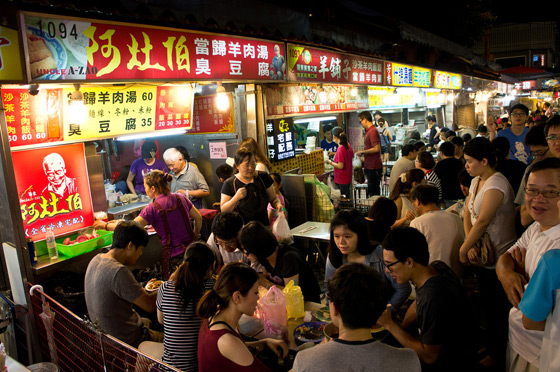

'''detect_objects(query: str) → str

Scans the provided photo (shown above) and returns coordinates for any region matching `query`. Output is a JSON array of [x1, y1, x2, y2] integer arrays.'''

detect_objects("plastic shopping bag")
[[352, 153, 362, 169], [258, 286, 287, 338], [283, 280, 305, 319], [273, 212, 293, 244]]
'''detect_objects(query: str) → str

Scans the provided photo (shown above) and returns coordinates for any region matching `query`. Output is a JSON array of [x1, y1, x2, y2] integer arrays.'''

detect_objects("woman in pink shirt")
[[326, 127, 354, 198]]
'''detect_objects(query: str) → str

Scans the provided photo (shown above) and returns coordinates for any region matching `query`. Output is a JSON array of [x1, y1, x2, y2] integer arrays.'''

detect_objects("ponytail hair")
[[144, 170, 172, 194], [174, 242, 217, 312], [332, 127, 348, 149], [389, 168, 424, 200], [197, 262, 258, 319]]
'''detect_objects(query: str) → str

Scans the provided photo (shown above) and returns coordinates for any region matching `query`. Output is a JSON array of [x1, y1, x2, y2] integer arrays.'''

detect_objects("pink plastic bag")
[[273, 212, 293, 244], [258, 286, 287, 338]]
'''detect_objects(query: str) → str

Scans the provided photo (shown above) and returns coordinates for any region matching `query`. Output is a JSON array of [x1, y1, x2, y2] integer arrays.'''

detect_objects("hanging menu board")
[[12, 143, 94, 240], [1, 88, 64, 147], [190, 94, 235, 134], [266, 117, 295, 162]]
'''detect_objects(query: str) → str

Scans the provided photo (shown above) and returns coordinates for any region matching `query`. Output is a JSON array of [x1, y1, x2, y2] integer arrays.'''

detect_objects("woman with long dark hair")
[[197, 263, 288, 372], [326, 127, 354, 197], [325, 209, 411, 311], [156, 242, 217, 371], [389, 168, 425, 227]]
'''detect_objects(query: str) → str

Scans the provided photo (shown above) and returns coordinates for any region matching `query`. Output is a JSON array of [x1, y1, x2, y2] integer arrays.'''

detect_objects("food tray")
[[54, 230, 113, 258]]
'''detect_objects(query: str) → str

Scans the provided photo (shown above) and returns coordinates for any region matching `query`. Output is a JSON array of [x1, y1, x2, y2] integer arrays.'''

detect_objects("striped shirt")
[[424, 169, 442, 200], [156, 278, 215, 371]]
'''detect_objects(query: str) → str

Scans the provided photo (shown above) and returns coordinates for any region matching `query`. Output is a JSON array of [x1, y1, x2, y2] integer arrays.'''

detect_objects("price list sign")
[[266, 118, 295, 162], [2, 89, 64, 147], [155, 86, 194, 130], [62, 86, 157, 141]]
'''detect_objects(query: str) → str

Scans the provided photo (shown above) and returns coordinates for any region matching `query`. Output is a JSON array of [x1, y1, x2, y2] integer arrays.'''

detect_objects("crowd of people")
[[85, 103, 560, 372]]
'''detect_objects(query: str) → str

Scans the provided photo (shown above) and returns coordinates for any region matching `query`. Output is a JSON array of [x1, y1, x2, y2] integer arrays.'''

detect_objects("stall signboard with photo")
[[265, 85, 369, 118], [385, 63, 431, 87], [12, 143, 94, 240], [22, 13, 286, 82], [191, 93, 235, 134], [287, 44, 383, 85], [266, 117, 295, 162], [62, 85, 157, 141], [0, 26, 25, 82], [2, 88, 64, 147], [433, 71, 462, 90]]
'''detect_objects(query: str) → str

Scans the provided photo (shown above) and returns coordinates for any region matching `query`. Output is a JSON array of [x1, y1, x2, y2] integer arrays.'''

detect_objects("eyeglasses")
[[215, 237, 238, 249], [532, 148, 549, 158], [546, 135, 560, 143], [385, 260, 402, 273], [525, 188, 560, 198], [511, 112, 527, 117]]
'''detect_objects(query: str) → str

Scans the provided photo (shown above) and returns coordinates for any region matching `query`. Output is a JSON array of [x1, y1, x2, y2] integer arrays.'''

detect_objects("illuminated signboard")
[[12, 143, 94, 240], [22, 13, 286, 82], [266, 118, 296, 162], [433, 71, 462, 90], [385, 62, 431, 87], [2, 88, 64, 147], [191, 94, 235, 134], [514, 81, 536, 90], [287, 44, 383, 85]]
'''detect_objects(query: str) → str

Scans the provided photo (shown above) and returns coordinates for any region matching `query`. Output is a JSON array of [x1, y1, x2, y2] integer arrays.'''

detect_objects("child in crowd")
[[267, 173, 286, 227]]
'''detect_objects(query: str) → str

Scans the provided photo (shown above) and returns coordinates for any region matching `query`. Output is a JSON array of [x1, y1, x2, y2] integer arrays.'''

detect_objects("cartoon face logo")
[[43, 153, 67, 187]]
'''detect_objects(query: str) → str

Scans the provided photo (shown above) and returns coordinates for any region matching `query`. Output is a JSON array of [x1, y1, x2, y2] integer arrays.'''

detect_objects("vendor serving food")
[[95, 170, 202, 280]]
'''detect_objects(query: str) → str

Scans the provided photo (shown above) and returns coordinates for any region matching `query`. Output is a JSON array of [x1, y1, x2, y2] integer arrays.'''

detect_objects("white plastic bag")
[[353, 154, 362, 169], [273, 212, 293, 244]]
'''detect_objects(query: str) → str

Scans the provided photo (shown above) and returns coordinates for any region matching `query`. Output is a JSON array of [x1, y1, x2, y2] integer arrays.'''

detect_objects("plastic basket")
[[55, 230, 113, 257]]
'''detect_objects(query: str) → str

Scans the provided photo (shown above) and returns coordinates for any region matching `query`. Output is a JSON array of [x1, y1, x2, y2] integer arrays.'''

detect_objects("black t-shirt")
[[429, 127, 438, 146], [263, 244, 321, 303], [220, 172, 273, 226], [434, 158, 464, 201], [416, 261, 476, 372], [496, 157, 526, 195]]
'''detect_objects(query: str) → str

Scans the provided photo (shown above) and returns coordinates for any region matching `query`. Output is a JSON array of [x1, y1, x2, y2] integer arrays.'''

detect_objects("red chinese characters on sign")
[[287, 44, 383, 85], [83, 22, 285, 81], [155, 86, 193, 130], [1, 89, 64, 147], [190, 94, 235, 134], [12, 143, 94, 240]]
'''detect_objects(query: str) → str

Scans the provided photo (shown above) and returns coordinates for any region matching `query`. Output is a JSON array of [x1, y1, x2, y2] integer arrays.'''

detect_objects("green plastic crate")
[[55, 230, 113, 257]]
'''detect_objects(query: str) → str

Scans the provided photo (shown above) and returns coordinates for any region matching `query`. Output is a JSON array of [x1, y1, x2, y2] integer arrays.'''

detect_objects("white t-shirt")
[[507, 222, 560, 367], [389, 157, 414, 194], [410, 210, 465, 278], [467, 172, 517, 258]]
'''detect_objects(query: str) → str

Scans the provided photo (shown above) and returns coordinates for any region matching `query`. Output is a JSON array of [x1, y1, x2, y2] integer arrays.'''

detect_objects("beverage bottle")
[[45, 228, 58, 260]]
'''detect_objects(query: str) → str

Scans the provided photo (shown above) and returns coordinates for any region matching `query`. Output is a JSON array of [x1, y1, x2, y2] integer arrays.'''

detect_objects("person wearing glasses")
[[163, 147, 210, 210], [355, 111, 383, 197], [490, 103, 533, 165], [544, 115, 560, 158], [515, 123, 554, 227], [495, 157, 560, 372], [378, 227, 476, 372]]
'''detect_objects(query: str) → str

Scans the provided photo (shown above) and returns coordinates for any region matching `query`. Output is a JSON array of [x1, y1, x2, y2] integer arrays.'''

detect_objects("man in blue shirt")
[[491, 103, 533, 165]]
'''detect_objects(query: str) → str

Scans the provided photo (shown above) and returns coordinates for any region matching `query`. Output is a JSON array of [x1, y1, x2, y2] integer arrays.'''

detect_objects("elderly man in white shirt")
[[389, 144, 417, 195], [496, 157, 560, 372]]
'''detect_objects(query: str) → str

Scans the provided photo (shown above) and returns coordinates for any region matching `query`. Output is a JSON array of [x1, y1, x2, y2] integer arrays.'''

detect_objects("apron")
[[153, 194, 194, 279]]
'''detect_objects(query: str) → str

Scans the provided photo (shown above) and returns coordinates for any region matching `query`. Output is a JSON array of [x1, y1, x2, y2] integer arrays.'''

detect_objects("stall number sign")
[[266, 118, 295, 162], [209, 142, 227, 159]]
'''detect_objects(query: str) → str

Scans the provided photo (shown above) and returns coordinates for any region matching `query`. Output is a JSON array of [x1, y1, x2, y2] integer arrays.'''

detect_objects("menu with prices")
[[12, 143, 94, 240], [155, 86, 193, 130], [266, 117, 295, 162], [2, 88, 64, 147], [191, 94, 235, 134]]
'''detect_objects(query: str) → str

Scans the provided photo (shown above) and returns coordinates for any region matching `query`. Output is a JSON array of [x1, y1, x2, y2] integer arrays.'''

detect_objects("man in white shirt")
[[496, 157, 560, 371], [389, 144, 417, 194], [410, 184, 464, 278]]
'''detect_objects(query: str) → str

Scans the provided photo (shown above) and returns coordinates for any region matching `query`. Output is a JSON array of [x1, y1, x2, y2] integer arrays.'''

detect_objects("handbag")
[[354, 167, 365, 184], [469, 178, 496, 267]]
